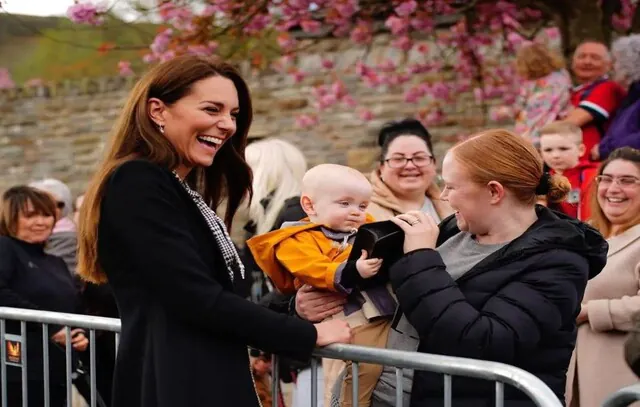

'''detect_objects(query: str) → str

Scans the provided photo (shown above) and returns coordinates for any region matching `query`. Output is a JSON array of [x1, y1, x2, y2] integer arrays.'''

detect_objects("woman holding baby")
[[297, 129, 608, 406]]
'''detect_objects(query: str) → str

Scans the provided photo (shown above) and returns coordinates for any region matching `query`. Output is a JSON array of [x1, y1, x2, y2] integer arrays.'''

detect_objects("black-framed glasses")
[[595, 175, 640, 187], [384, 155, 435, 169]]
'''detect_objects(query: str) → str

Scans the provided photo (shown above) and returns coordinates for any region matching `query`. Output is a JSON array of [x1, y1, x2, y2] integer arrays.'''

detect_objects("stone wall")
[[0, 34, 506, 197]]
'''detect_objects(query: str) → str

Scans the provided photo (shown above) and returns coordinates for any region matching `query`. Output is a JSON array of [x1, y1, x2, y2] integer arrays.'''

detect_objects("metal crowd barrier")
[[602, 384, 640, 407], [0, 307, 563, 407]]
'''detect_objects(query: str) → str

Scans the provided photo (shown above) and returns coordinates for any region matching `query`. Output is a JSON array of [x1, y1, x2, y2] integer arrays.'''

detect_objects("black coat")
[[0, 236, 81, 385], [97, 160, 317, 407], [389, 206, 607, 407]]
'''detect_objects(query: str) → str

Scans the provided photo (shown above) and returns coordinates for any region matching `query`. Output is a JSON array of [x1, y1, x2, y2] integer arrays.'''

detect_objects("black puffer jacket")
[[390, 206, 607, 407]]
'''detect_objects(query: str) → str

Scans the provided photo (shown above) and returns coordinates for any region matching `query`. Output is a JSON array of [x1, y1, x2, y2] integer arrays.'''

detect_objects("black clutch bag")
[[347, 220, 405, 288]]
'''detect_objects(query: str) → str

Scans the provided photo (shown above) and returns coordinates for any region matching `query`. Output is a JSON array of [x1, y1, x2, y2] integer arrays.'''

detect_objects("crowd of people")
[[0, 34, 638, 407]]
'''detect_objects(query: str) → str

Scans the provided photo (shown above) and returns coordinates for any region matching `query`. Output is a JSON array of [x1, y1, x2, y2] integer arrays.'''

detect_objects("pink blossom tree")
[[0, 68, 15, 89], [62, 0, 640, 128]]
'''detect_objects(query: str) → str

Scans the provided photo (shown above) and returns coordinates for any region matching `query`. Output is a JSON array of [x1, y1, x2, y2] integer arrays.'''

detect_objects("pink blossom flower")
[[377, 59, 396, 73], [291, 70, 306, 83], [391, 36, 412, 51], [332, 23, 352, 37], [410, 16, 433, 32], [118, 61, 134, 76], [523, 8, 542, 18], [142, 53, 157, 64], [67, 2, 105, 26], [159, 50, 175, 63], [187, 44, 211, 56], [321, 59, 334, 69], [150, 29, 172, 54], [0, 68, 15, 89], [358, 109, 374, 121], [394, 0, 417, 17], [385, 15, 408, 36], [423, 109, 444, 126], [404, 89, 422, 103], [335, 0, 358, 18], [342, 95, 358, 108], [300, 19, 323, 34], [319, 94, 338, 109], [415, 44, 429, 54], [330, 80, 347, 98], [350, 20, 373, 44], [295, 114, 319, 129], [244, 14, 271, 34], [543, 27, 560, 40], [277, 34, 297, 51]]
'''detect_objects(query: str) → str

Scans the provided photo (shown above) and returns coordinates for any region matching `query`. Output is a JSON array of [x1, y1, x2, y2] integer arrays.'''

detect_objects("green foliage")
[[0, 13, 156, 83]]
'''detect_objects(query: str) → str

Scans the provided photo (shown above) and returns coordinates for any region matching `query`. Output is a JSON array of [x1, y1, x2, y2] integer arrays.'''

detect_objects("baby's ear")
[[300, 195, 316, 216]]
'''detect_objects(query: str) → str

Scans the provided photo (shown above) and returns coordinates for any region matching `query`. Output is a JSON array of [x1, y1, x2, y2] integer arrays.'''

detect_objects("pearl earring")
[[158, 124, 165, 134]]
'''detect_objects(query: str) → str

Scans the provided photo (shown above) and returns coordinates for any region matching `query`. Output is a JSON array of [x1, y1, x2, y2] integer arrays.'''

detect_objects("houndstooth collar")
[[172, 171, 244, 281]]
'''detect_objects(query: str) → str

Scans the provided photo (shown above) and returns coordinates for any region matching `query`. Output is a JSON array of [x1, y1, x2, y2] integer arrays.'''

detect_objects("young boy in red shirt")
[[539, 121, 599, 221]]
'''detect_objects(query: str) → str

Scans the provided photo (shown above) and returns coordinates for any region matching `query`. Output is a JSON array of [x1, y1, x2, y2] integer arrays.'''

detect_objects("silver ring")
[[409, 219, 420, 226]]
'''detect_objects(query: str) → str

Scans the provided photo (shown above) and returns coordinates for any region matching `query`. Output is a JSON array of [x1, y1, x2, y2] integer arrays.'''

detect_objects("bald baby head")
[[300, 164, 372, 232]]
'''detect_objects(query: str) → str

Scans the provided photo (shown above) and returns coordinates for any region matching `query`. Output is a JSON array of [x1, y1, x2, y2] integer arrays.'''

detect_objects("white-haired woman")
[[592, 34, 640, 160], [245, 138, 308, 237], [29, 178, 78, 275], [241, 137, 323, 407], [239, 138, 308, 300]]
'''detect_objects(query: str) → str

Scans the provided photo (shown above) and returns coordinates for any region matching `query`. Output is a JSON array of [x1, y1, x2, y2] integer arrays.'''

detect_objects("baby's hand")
[[356, 250, 382, 279]]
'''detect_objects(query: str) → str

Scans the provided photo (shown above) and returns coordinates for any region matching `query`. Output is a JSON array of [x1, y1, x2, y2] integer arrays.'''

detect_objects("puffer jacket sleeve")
[[390, 248, 589, 363]]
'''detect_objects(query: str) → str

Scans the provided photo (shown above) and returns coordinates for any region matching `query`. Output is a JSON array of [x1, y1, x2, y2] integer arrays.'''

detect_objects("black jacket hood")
[[437, 205, 608, 280]]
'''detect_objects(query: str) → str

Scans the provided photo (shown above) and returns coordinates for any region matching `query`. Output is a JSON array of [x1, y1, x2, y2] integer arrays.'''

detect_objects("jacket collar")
[[607, 223, 640, 257]]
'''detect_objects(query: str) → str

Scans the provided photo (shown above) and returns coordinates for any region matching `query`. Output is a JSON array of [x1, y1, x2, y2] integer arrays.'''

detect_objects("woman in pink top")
[[514, 43, 572, 147]]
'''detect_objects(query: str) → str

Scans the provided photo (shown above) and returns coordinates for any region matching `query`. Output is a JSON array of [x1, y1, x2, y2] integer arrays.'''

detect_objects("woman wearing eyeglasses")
[[566, 147, 640, 407], [367, 119, 453, 223]]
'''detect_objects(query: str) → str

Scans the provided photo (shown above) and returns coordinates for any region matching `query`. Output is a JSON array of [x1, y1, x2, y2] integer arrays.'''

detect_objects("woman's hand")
[[51, 328, 89, 351], [314, 319, 352, 347], [390, 210, 440, 253], [295, 285, 346, 322], [72, 331, 89, 352], [577, 304, 589, 324]]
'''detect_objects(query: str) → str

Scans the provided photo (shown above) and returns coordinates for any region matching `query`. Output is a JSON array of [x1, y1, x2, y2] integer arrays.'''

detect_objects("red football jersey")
[[570, 78, 626, 161], [550, 161, 599, 221]]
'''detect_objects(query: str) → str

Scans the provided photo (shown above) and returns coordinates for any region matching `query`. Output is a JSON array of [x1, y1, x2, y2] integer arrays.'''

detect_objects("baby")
[[247, 163, 396, 407]]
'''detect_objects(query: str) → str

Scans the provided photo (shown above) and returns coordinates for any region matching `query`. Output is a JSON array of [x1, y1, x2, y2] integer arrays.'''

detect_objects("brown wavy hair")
[[516, 43, 565, 80], [589, 147, 640, 238], [451, 129, 571, 205], [77, 55, 253, 284]]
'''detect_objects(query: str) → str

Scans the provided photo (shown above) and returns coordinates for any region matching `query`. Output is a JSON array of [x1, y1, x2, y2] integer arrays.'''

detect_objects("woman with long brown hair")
[[76, 55, 351, 407]]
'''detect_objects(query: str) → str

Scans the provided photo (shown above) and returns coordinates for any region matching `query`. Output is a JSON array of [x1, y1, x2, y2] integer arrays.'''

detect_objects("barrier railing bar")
[[65, 326, 72, 407], [20, 321, 27, 407], [0, 307, 562, 407], [496, 381, 504, 407], [310, 357, 318, 407], [444, 374, 452, 407], [1, 319, 6, 407], [42, 323, 50, 407], [601, 384, 640, 407], [394, 368, 403, 407], [90, 329, 97, 407]]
